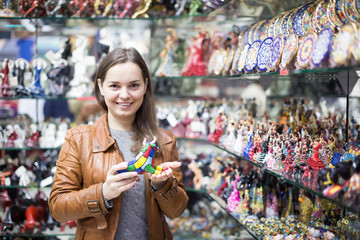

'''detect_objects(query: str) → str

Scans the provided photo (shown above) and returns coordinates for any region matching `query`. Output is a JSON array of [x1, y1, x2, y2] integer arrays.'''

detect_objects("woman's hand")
[[103, 162, 139, 201], [148, 162, 181, 190]]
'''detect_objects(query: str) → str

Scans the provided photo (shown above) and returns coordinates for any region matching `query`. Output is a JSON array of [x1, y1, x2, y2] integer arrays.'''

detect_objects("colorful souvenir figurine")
[[112, 0, 140, 18], [20, 0, 47, 17], [45, 0, 66, 16], [0, 59, 13, 97], [29, 58, 47, 98], [117, 137, 168, 175], [69, 0, 95, 17], [26, 124, 40, 148], [155, 28, 180, 77], [15, 58, 31, 97], [94, 0, 113, 17]]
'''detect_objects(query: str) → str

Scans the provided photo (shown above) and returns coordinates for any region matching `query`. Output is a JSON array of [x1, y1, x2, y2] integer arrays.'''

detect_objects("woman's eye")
[[130, 84, 140, 88], [109, 84, 118, 88]]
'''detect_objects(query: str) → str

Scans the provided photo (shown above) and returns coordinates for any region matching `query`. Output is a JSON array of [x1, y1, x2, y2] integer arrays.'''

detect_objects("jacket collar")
[[92, 112, 116, 153]]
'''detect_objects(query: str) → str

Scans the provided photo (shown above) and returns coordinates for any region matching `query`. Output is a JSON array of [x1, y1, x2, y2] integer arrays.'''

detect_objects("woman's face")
[[98, 62, 148, 128]]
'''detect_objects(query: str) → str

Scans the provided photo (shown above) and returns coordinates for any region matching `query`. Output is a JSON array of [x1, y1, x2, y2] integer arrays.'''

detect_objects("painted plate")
[[314, 0, 332, 32], [335, 0, 348, 24], [231, 46, 242, 74], [352, 27, 360, 61], [330, 24, 355, 65], [281, 11, 292, 36], [269, 35, 285, 71], [245, 41, 261, 72], [237, 43, 251, 73], [302, 1, 318, 34], [257, 37, 273, 71], [343, 0, 360, 26], [287, 10, 297, 35], [312, 28, 332, 66], [281, 34, 299, 69], [293, 2, 313, 36], [223, 48, 235, 74], [296, 33, 317, 68]]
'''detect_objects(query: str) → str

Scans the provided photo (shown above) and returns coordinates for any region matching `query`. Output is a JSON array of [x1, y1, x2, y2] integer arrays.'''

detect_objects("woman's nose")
[[119, 88, 130, 99]]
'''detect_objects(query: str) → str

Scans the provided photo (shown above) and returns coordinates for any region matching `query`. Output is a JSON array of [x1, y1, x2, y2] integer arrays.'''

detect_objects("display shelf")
[[0, 147, 61, 151], [0, 185, 52, 189], [208, 192, 260, 240], [177, 137, 360, 215], [0, 233, 75, 238]]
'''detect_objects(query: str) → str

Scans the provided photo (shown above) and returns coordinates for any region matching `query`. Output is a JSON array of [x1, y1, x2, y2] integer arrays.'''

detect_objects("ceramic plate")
[[269, 35, 284, 70], [214, 49, 227, 75], [343, 0, 360, 26], [297, 33, 317, 68], [207, 49, 220, 75], [223, 48, 235, 74], [237, 43, 251, 72], [302, 2, 317, 34], [281, 34, 299, 69], [352, 27, 360, 61], [312, 28, 332, 66], [245, 41, 261, 71], [257, 37, 273, 71], [314, 0, 332, 32], [331, 24, 355, 65], [231, 46, 242, 74], [293, 2, 313, 36]]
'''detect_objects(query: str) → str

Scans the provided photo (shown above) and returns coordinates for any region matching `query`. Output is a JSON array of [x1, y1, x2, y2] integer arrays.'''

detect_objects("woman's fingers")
[[159, 161, 181, 169]]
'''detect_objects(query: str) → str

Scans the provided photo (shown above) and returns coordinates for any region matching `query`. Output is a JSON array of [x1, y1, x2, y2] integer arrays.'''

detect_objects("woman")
[[49, 47, 189, 240]]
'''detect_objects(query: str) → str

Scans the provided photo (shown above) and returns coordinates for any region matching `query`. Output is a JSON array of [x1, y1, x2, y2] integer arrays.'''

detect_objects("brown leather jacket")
[[49, 113, 188, 240]]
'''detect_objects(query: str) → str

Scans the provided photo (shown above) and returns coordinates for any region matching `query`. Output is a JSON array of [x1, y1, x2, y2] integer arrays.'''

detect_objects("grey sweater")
[[110, 129, 148, 240]]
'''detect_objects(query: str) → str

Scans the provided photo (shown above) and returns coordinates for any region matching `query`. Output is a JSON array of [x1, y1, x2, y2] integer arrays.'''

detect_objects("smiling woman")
[[49, 47, 189, 240]]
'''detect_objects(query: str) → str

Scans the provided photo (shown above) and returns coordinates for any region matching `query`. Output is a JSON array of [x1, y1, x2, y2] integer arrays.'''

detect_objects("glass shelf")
[[0, 147, 61, 151], [0, 233, 75, 238], [0, 184, 52, 189], [178, 138, 360, 215]]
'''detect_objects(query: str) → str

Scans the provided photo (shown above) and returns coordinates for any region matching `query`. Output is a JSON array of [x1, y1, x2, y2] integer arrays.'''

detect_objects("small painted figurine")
[[117, 137, 168, 175], [29, 58, 47, 98], [15, 58, 31, 97], [0, 59, 13, 97]]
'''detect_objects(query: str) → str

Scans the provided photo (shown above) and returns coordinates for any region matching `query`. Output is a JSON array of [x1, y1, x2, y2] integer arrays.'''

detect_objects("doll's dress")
[[181, 34, 207, 76], [265, 146, 275, 169], [29, 66, 46, 98], [242, 132, 253, 159], [0, 60, 12, 97], [224, 127, 236, 151], [233, 130, 245, 155], [155, 43, 180, 77], [308, 142, 324, 170], [271, 145, 283, 171], [265, 192, 279, 218], [227, 176, 240, 213]]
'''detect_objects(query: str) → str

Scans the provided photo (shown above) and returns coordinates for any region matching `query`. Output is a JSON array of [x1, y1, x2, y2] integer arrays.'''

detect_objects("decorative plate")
[[328, 0, 345, 29], [335, 0, 348, 24], [280, 34, 299, 69], [231, 46, 242, 74], [275, 13, 286, 36], [257, 37, 273, 71], [314, 0, 332, 32], [302, 2, 317, 34], [258, 20, 268, 42], [343, 0, 360, 26], [352, 27, 360, 61], [207, 49, 220, 75], [223, 48, 235, 74], [287, 10, 297, 35], [237, 43, 251, 73], [355, 0, 360, 18], [296, 33, 317, 68], [330, 24, 355, 65], [245, 41, 261, 72], [268, 35, 285, 71], [312, 28, 333, 66], [243, 25, 252, 45], [214, 49, 227, 75], [293, 2, 313, 37], [281, 11, 292, 36], [248, 23, 258, 44], [268, 18, 277, 38]]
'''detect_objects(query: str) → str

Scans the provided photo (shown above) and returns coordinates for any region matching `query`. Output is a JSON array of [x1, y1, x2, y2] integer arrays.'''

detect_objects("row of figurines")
[[0, 56, 94, 98], [208, 164, 356, 239], [0, 117, 70, 149], [155, 23, 360, 78], [1, 0, 224, 18], [0, 188, 76, 233]]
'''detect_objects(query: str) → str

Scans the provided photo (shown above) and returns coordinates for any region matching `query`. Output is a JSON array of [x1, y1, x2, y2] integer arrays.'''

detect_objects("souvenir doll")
[[155, 28, 180, 77], [29, 58, 47, 98], [0, 0, 16, 16], [20, 0, 47, 17], [45, 0, 66, 16], [5, 125, 17, 148], [233, 121, 247, 156], [112, 0, 140, 18], [265, 190, 279, 218], [0, 59, 13, 97], [224, 119, 237, 151], [15, 58, 31, 97], [308, 138, 325, 170], [26, 124, 39, 148], [282, 140, 295, 175], [69, 0, 95, 17], [242, 126, 254, 159], [249, 131, 262, 162], [298, 191, 313, 223], [94, 0, 113, 17], [181, 27, 208, 76]]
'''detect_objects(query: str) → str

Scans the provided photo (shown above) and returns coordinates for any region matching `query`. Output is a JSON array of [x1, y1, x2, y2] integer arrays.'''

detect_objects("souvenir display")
[[244, 40, 261, 72], [293, 2, 313, 37], [311, 28, 332, 67], [268, 35, 285, 71], [280, 34, 299, 70], [94, 0, 114, 17], [313, 0, 333, 33], [302, 1, 317, 35], [257, 37, 273, 72], [327, 0, 345, 29], [0, 0, 16, 16], [343, 0, 360, 27], [112, 0, 141, 18], [330, 24, 355, 66], [296, 33, 317, 69]]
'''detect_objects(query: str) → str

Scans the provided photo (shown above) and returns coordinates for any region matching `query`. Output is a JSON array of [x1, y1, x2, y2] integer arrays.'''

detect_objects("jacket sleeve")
[[48, 129, 109, 223], [150, 131, 189, 219]]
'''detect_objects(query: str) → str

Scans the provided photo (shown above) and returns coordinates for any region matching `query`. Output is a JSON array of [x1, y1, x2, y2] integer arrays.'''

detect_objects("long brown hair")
[[94, 47, 162, 153]]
